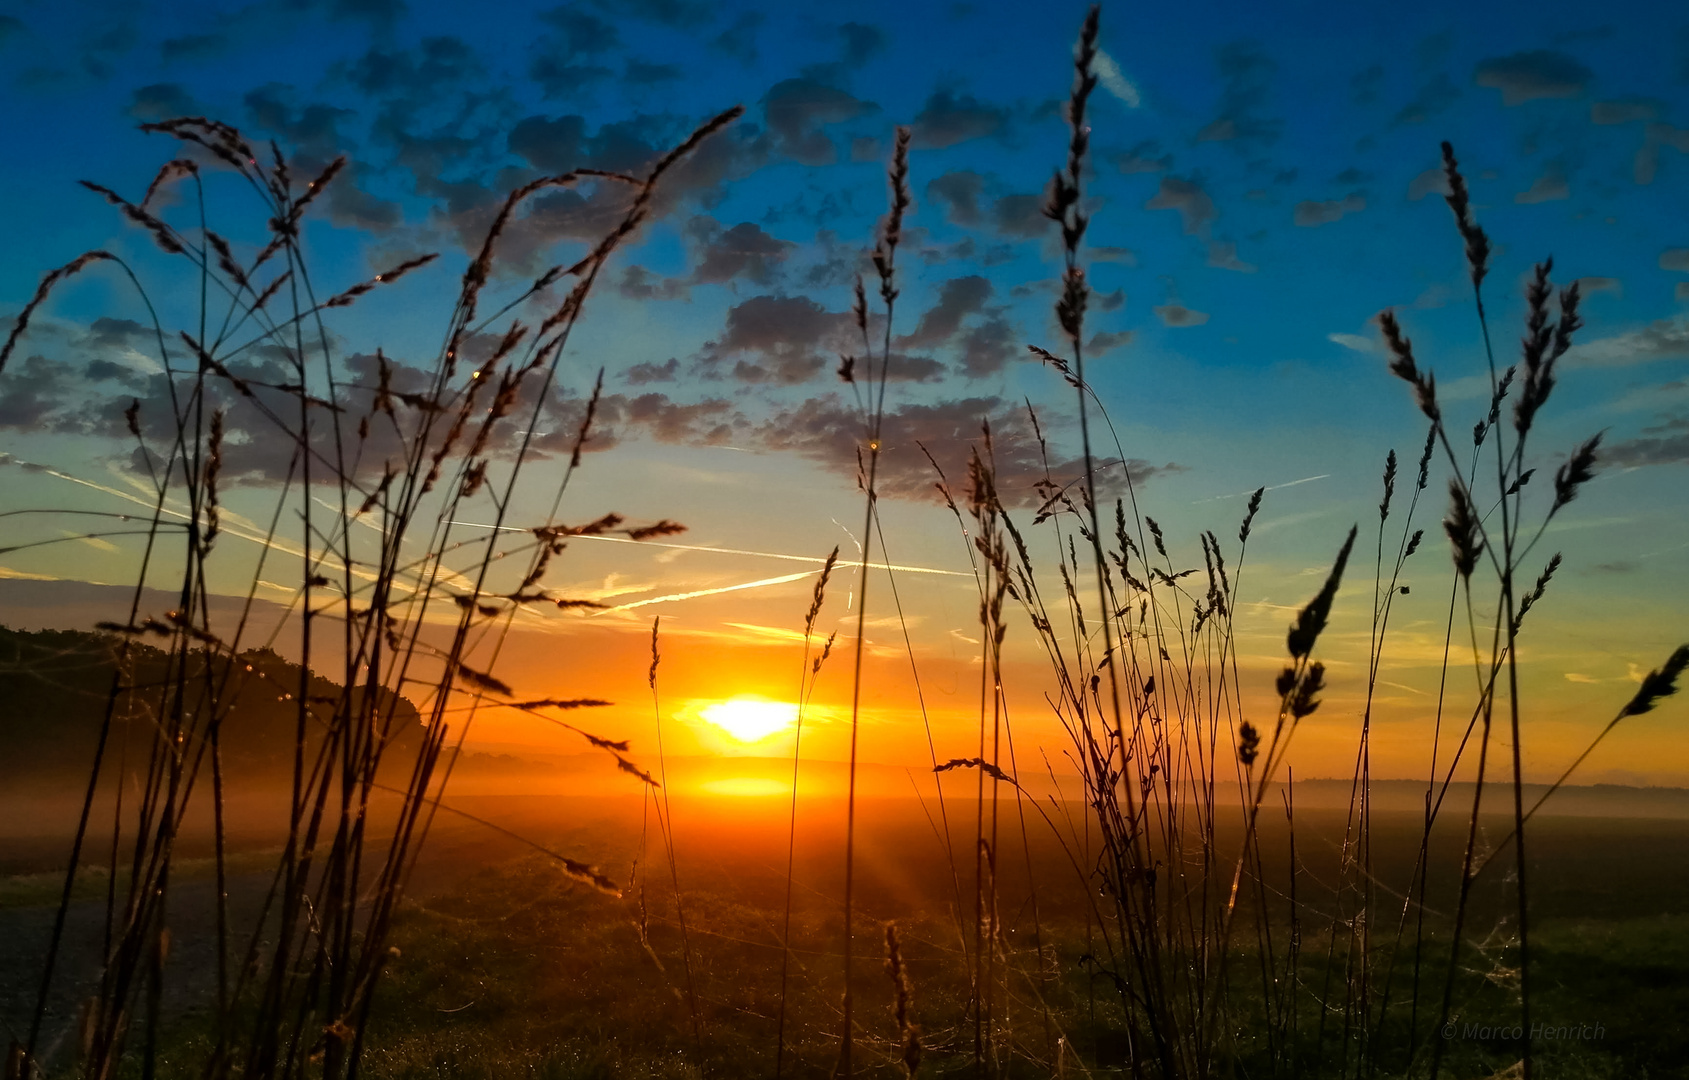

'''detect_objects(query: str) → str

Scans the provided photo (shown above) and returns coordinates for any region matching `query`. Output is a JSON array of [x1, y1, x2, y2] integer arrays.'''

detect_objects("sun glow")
[[699, 697, 799, 743], [702, 777, 788, 797]]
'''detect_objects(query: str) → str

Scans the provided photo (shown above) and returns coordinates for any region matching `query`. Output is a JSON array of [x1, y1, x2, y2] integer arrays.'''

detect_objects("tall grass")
[[6, 107, 740, 1080]]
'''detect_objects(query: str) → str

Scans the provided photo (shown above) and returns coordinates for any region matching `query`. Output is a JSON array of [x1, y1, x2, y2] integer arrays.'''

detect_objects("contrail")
[[592, 570, 819, 614], [1193, 474, 1332, 503], [445, 520, 970, 577]]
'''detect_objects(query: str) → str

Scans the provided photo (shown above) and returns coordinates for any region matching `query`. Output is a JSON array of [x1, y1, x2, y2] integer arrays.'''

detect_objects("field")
[[6, 777, 1689, 1078]]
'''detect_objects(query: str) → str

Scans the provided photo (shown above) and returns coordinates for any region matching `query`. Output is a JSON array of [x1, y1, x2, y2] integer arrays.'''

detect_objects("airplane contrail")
[[591, 570, 820, 614], [445, 520, 971, 577]]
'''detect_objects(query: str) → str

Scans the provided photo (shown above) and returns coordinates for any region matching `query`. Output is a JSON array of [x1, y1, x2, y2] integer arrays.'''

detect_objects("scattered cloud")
[[1515, 163, 1570, 203], [1408, 166, 1451, 201], [1207, 240, 1256, 273], [1661, 249, 1689, 274], [1197, 40, 1282, 148], [763, 78, 877, 166], [1145, 175, 1217, 234], [1293, 194, 1365, 227], [1394, 73, 1461, 125], [910, 89, 1009, 149], [1591, 98, 1664, 125], [926, 170, 986, 226], [1116, 140, 1171, 173], [1473, 50, 1592, 105], [1155, 304, 1209, 328], [1567, 319, 1689, 367], [1328, 333, 1373, 353], [1093, 49, 1141, 107]]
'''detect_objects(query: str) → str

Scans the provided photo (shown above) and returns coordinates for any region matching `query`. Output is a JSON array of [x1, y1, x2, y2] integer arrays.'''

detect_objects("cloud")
[[1116, 140, 1171, 173], [1592, 98, 1664, 125], [1293, 194, 1365, 227], [1473, 50, 1592, 105], [1407, 166, 1451, 201], [1604, 412, 1689, 468], [687, 219, 794, 286], [697, 295, 852, 384], [764, 78, 877, 165], [926, 170, 986, 226], [711, 12, 763, 65], [1567, 319, 1689, 367], [126, 83, 200, 121], [838, 22, 888, 67], [753, 394, 1183, 506], [1154, 304, 1209, 327], [1578, 276, 1621, 295], [1660, 249, 1689, 273], [1635, 123, 1689, 184], [1515, 163, 1570, 203], [901, 276, 996, 348], [992, 193, 1048, 238], [615, 265, 688, 301], [0, 15, 23, 46], [341, 36, 478, 97], [160, 33, 226, 63], [1093, 49, 1141, 107], [1196, 40, 1281, 148], [625, 358, 680, 384], [587, 0, 709, 27], [1086, 330, 1134, 354], [910, 89, 1009, 149], [1328, 333, 1373, 353], [1206, 240, 1256, 273], [1144, 175, 1217, 234], [1394, 74, 1461, 125], [625, 58, 683, 86]]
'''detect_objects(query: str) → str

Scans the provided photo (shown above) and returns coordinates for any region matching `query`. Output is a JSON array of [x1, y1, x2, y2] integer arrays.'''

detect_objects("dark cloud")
[[1408, 166, 1452, 201], [1207, 240, 1256, 273], [625, 357, 680, 384], [1116, 140, 1171, 173], [244, 84, 357, 157], [687, 219, 794, 286], [712, 12, 763, 65], [329, 0, 407, 25], [625, 59, 683, 86], [1567, 319, 1689, 367], [992, 193, 1048, 239], [764, 78, 877, 166], [160, 34, 226, 63], [1661, 249, 1689, 273], [1635, 123, 1689, 184], [0, 15, 23, 45], [1086, 330, 1134, 354], [615, 266, 688, 301], [754, 395, 1182, 507], [1293, 194, 1366, 227], [1473, 50, 1592, 106], [85, 318, 152, 350], [954, 316, 1018, 377], [911, 89, 1010, 149], [1591, 98, 1664, 125], [697, 295, 851, 384], [1197, 41, 1281, 148], [839, 22, 888, 67], [901, 276, 995, 348], [1154, 304, 1209, 328], [1394, 73, 1461, 125], [599, 392, 738, 444], [127, 83, 200, 121], [926, 170, 986, 226], [1144, 176, 1217, 234], [1515, 163, 1570, 204], [588, 0, 710, 27], [341, 37, 478, 97], [1332, 167, 1372, 186], [1605, 413, 1689, 468], [0, 355, 79, 433], [78, 23, 137, 80]]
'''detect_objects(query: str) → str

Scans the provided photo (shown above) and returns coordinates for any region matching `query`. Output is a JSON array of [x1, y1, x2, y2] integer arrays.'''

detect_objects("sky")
[[1, 0, 1687, 786]]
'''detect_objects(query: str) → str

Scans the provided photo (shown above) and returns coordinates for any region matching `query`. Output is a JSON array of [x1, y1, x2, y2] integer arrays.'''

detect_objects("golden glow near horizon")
[[702, 777, 788, 797], [699, 697, 799, 744]]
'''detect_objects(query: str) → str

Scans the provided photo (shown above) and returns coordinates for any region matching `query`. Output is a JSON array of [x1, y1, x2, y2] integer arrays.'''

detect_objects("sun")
[[699, 697, 799, 743]]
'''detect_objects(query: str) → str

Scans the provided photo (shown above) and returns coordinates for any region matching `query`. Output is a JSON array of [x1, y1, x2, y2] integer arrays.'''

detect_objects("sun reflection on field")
[[699, 697, 798, 743]]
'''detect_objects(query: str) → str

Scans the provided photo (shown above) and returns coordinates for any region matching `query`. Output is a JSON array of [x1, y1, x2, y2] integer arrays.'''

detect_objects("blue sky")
[[2, 0, 1687, 780]]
